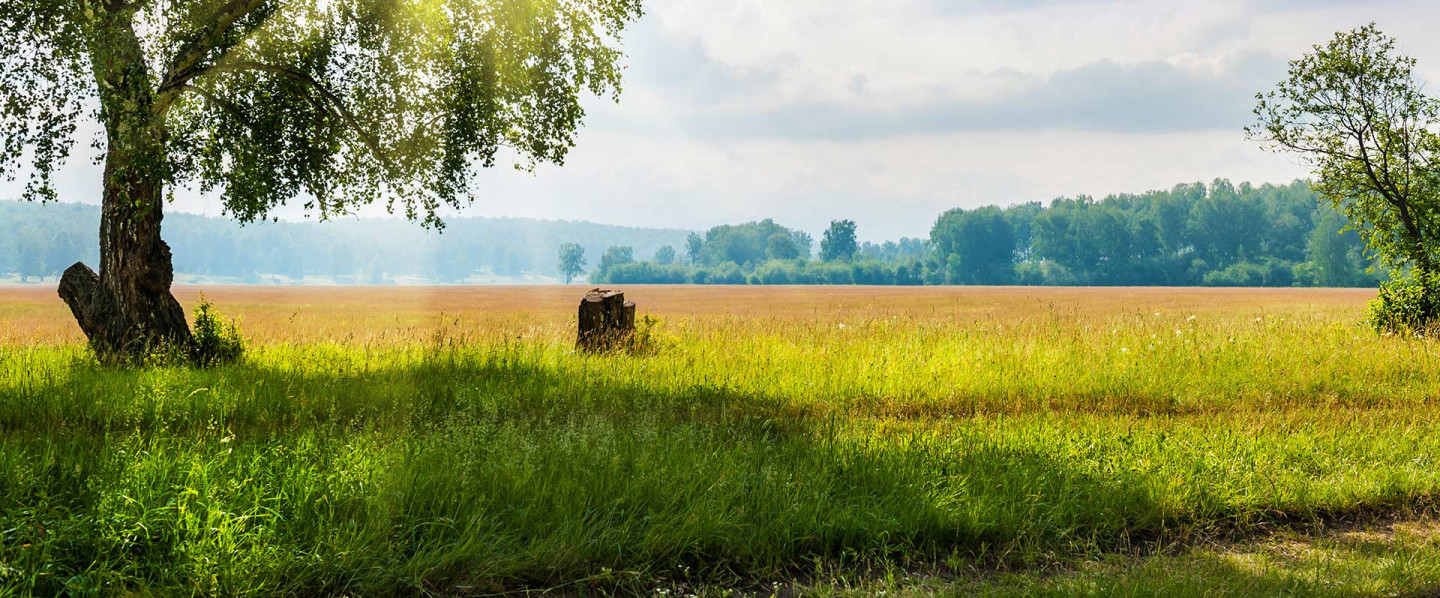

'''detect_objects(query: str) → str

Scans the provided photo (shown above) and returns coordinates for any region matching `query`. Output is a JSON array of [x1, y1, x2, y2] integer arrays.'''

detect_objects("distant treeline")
[[2, 179, 1381, 287], [0, 201, 689, 283], [592, 180, 1380, 287]]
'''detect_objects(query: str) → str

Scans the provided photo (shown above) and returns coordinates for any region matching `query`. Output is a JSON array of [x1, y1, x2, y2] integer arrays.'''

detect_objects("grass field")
[[3, 285, 1440, 596]]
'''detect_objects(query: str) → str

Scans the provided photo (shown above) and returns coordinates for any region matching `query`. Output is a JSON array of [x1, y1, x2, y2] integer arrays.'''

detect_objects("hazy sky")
[[19, 0, 1440, 241]]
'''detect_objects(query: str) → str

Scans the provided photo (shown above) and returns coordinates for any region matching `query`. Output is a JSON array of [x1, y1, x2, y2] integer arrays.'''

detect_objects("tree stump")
[[577, 289, 636, 352]]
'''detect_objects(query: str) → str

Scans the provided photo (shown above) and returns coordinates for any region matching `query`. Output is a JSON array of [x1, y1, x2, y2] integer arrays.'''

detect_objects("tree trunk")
[[58, 9, 190, 360], [577, 289, 635, 352], [59, 163, 190, 358]]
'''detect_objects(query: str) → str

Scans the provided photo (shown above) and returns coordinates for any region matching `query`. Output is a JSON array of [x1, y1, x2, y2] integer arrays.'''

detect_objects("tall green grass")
[[1, 308, 1439, 594]]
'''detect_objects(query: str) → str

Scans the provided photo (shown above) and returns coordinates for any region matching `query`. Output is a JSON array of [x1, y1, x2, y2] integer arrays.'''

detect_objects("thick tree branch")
[[152, 0, 270, 116]]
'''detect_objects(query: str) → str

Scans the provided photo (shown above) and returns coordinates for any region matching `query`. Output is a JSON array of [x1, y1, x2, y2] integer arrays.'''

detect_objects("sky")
[[18, 0, 1440, 241]]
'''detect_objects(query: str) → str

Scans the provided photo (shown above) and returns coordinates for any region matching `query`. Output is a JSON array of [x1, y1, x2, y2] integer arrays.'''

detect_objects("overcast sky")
[[18, 0, 1440, 241]]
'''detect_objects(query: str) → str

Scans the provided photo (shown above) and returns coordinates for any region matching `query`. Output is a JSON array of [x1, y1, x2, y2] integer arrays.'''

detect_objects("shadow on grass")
[[0, 349, 851, 442], [0, 352, 1431, 595]]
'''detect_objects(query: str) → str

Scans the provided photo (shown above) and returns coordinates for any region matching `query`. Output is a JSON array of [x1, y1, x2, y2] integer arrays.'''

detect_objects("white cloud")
[[460, 128, 1307, 241]]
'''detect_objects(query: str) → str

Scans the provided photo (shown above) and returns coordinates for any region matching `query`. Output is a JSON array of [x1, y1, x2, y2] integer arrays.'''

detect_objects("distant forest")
[[0, 201, 689, 284], [592, 180, 1380, 287], [2, 179, 1380, 287]]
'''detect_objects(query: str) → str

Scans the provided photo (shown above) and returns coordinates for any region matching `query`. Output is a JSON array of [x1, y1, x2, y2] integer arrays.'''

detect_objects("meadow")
[[3, 285, 1440, 596]]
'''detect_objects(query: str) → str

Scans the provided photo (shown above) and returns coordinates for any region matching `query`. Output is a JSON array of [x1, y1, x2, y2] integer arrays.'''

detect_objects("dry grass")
[[0, 284, 1379, 346]]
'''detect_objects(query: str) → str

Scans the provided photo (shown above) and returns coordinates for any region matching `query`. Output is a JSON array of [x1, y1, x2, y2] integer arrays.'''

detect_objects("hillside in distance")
[[0, 200, 693, 285]]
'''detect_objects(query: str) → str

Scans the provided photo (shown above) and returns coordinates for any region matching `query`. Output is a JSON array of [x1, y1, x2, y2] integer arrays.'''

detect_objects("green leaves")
[[1250, 24, 1440, 276], [1, 0, 643, 228], [0, 4, 90, 203], [821, 220, 858, 263], [557, 242, 586, 284]]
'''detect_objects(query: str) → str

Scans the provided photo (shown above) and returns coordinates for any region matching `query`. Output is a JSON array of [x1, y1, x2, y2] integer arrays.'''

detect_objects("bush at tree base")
[[1368, 271, 1440, 333], [189, 297, 246, 367]]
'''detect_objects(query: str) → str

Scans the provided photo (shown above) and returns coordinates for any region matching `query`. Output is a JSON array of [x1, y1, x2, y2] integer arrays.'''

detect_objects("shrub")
[[1368, 271, 1440, 334], [709, 262, 746, 285], [626, 315, 675, 356], [190, 296, 246, 367], [1202, 262, 1268, 287], [597, 262, 689, 284], [752, 260, 795, 285]]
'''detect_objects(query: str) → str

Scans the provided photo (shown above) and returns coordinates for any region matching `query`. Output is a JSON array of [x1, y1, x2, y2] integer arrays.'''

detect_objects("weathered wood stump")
[[577, 289, 636, 352]]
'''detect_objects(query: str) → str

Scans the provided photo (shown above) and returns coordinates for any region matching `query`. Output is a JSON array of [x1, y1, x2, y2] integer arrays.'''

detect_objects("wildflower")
[[1121, 347, 1129, 354], [1187, 315, 1197, 322], [1175, 329, 1183, 336], [1154, 312, 1161, 317]]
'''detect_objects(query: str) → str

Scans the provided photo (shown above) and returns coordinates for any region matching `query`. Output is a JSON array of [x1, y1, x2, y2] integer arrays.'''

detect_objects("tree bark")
[[58, 8, 190, 360], [58, 158, 191, 358], [577, 289, 635, 352]]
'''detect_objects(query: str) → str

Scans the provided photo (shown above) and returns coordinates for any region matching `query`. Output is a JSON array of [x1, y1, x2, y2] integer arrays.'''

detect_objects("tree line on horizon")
[[589, 179, 1379, 287], [2, 179, 1377, 288], [0, 201, 687, 284]]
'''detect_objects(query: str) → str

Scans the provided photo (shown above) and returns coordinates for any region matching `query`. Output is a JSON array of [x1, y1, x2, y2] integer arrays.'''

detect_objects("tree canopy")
[[820, 220, 857, 262], [4, 180, 1380, 288], [579, 180, 1377, 288], [557, 243, 586, 284], [0, 0, 643, 226], [1249, 23, 1440, 275], [932, 206, 1015, 284], [692, 219, 810, 267]]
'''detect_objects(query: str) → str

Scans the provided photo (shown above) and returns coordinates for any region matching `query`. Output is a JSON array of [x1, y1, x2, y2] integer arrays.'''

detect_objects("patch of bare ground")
[[600, 513, 1440, 597]]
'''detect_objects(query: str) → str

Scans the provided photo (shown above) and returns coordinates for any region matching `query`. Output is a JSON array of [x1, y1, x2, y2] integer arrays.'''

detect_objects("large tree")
[[1249, 24, 1440, 281], [0, 0, 642, 358], [930, 206, 1016, 285]]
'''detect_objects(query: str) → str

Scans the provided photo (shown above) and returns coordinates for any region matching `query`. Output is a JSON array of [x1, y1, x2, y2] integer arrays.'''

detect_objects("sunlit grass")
[[1, 286, 1439, 595]]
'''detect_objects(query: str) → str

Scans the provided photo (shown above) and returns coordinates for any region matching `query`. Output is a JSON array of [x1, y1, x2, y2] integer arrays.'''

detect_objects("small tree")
[[653, 245, 676, 266], [793, 231, 815, 259], [685, 233, 704, 264], [14, 227, 46, 283], [1250, 24, 1440, 328], [557, 243, 587, 284], [820, 220, 858, 262]]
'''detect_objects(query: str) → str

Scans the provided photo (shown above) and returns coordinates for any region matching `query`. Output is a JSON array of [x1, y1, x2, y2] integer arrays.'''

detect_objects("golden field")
[[0, 284, 1381, 345], [4, 284, 1440, 596]]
